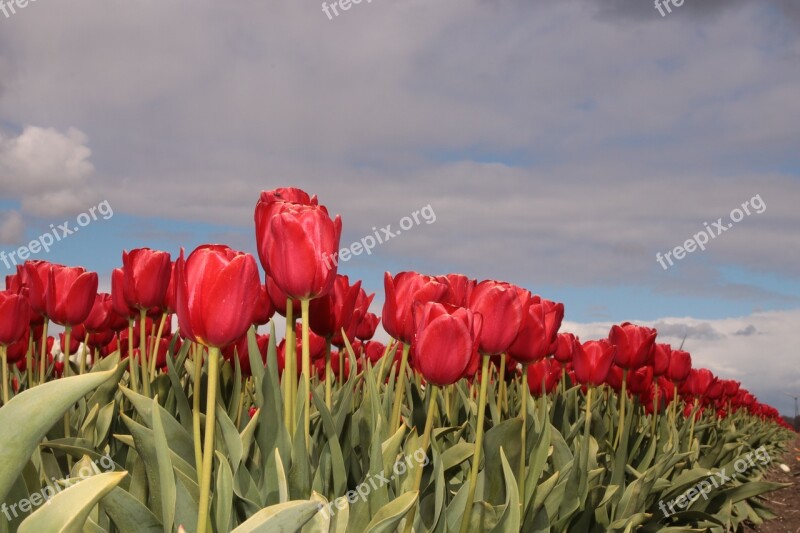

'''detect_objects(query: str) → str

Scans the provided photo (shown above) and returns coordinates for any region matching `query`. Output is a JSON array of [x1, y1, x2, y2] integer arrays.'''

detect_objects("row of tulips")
[[0, 187, 793, 533]]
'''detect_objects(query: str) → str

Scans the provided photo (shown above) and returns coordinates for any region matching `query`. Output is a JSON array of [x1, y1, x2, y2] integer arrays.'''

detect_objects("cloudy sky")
[[0, 0, 798, 414]]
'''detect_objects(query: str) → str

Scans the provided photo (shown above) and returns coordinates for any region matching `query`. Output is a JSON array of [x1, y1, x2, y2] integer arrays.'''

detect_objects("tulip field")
[[0, 187, 795, 533]]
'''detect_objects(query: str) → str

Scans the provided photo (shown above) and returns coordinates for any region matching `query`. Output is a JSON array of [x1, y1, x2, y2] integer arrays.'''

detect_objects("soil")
[[751, 435, 800, 533]]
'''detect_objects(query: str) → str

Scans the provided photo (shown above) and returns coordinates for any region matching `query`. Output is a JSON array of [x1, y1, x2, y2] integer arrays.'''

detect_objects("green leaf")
[[100, 487, 163, 533], [0, 369, 116, 503], [151, 397, 176, 533], [363, 490, 418, 533], [17, 471, 126, 533], [230, 500, 322, 533]]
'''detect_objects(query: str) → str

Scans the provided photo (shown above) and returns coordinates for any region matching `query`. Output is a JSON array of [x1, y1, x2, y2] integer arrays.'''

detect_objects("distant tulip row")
[[0, 187, 791, 533]]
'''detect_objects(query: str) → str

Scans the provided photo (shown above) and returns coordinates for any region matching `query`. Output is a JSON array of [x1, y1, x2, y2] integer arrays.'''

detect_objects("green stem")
[[376, 339, 394, 385], [197, 345, 220, 533], [79, 331, 88, 374], [405, 385, 438, 533], [301, 299, 312, 451], [38, 318, 49, 384], [63, 326, 72, 443], [325, 340, 332, 411], [1, 344, 8, 405], [651, 381, 659, 439], [390, 343, 411, 431], [284, 299, 294, 434], [149, 312, 168, 379], [614, 369, 628, 450], [519, 364, 529, 505], [688, 398, 699, 449], [128, 320, 138, 393], [139, 309, 150, 397], [497, 355, 506, 415], [26, 331, 33, 389], [460, 355, 490, 533], [192, 344, 203, 476]]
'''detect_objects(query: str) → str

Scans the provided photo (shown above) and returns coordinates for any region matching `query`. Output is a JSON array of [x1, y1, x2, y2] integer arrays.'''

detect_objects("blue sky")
[[1, 0, 799, 414]]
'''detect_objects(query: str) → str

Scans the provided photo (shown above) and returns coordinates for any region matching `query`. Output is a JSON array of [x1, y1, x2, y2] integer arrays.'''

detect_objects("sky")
[[0, 0, 798, 415]]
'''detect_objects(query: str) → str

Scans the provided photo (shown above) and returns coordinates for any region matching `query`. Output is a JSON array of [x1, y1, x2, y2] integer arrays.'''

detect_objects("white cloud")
[[0, 126, 96, 216]]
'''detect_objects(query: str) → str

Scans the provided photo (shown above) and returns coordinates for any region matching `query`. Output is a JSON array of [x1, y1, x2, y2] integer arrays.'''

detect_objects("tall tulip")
[[461, 279, 523, 533], [176, 245, 260, 348], [412, 302, 482, 386], [410, 301, 481, 529], [254, 187, 318, 276], [264, 204, 341, 300], [121, 248, 172, 311], [383, 271, 448, 431], [383, 272, 448, 345], [608, 322, 657, 370], [175, 244, 260, 533], [467, 280, 524, 355], [0, 290, 30, 404], [507, 299, 564, 364], [45, 265, 98, 381], [573, 339, 616, 387]]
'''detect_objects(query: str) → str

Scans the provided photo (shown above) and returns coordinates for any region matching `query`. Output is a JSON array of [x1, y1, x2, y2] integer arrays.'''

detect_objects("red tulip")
[[84, 294, 115, 333], [265, 275, 301, 317], [45, 266, 98, 327], [254, 187, 319, 274], [252, 284, 275, 326], [22, 260, 58, 316], [666, 349, 692, 382], [573, 339, 616, 386], [467, 280, 524, 355], [5, 330, 29, 364], [175, 245, 261, 348], [263, 204, 342, 300], [682, 368, 714, 398], [527, 358, 561, 396], [436, 274, 475, 307], [355, 312, 380, 342], [163, 261, 179, 313], [653, 343, 671, 377], [507, 299, 564, 364], [350, 287, 377, 341], [87, 330, 115, 351], [553, 333, 579, 364], [723, 380, 740, 397], [628, 365, 653, 395], [382, 272, 448, 345], [0, 290, 30, 345], [608, 322, 657, 370], [364, 341, 387, 364], [309, 275, 361, 340], [604, 364, 624, 391], [412, 301, 482, 386], [121, 248, 172, 311], [111, 268, 136, 319], [5, 266, 24, 293]]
